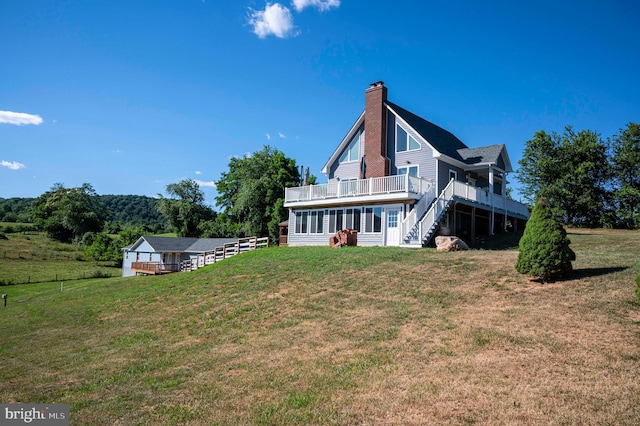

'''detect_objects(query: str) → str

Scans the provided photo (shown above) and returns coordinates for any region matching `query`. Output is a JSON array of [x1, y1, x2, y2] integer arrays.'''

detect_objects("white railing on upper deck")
[[285, 175, 433, 204], [402, 179, 530, 244], [450, 181, 529, 217]]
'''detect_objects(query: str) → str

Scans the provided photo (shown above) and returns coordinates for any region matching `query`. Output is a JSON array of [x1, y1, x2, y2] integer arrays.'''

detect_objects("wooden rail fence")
[[180, 236, 269, 272]]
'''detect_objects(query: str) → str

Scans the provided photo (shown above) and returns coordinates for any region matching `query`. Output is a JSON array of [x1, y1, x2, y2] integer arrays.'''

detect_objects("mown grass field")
[[1, 229, 639, 425], [0, 232, 120, 284]]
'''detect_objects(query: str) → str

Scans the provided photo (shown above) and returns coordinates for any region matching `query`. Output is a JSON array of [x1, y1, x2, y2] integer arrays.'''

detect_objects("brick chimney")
[[363, 81, 390, 178]]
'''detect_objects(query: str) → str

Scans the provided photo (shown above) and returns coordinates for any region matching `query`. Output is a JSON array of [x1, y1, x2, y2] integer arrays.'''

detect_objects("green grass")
[[1, 231, 639, 425], [0, 233, 120, 284]]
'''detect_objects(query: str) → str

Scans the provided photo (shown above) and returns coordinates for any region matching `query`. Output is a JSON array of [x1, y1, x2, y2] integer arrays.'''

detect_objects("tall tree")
[[157, 179, 215, 237], [32, 183, 106, 242], [517, 127, 609, 227], [609, 123, 640, 229], [214, 145, 300, 242]]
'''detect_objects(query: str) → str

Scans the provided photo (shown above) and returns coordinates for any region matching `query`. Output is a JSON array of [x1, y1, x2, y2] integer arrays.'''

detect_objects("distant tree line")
[[518, 123, 639, 229], [0, 144, 308, 262], [0, 192, 168, 232]]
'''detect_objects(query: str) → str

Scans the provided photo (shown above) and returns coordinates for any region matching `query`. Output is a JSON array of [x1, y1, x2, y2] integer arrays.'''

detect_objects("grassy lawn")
[[1, 229, 639, 425], [0, 233, 120, 284]]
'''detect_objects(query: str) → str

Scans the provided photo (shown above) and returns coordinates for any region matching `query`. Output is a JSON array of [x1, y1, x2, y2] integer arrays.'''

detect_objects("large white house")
[[284, 82, 529, 247]]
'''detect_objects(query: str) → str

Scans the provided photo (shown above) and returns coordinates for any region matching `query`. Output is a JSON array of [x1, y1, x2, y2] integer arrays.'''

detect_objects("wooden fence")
[[180, 236, 269, 272]]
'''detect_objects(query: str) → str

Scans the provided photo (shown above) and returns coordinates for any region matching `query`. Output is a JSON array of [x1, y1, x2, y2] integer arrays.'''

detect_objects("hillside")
[[1, 230, 639, 425], [0, 194, 167, 231]]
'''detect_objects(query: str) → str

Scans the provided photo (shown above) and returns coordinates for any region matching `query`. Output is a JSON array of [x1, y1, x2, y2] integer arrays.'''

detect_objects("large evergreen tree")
[[515, 198, 576, 282], [214, 145, 300, 242]]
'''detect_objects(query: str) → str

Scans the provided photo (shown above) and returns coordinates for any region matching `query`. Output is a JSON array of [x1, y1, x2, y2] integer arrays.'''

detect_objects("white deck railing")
[[401, 180, 530, 244], [285, 175, 433, 204], [450, 181, 529, 217]]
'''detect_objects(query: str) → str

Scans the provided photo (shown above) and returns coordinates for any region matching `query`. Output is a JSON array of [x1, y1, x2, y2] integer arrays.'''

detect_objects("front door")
[[386, 208, 400, 246]]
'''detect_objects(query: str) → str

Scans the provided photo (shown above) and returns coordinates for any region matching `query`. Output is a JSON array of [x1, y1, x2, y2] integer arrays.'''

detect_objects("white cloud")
[[195, 180, 217, 188], [292, 0, 340, 12], [248, 3, 297, 39], [279, 132, 286, 138], [195, 170, 202, 175], [266, 133, 271, 140], [1, 160, 26, 170], [0, 110, 43, 126]]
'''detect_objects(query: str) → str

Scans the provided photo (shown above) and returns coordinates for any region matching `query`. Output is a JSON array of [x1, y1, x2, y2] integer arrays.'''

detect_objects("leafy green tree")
[[517, 127, 609, 227], [157, 179, 215, 237], [32, 183, 106, 242], [517, 130, 562, 206], [84, 232, 121, 262], [214, 145, 300, 242], [515, 198, 576, 282], [609, 123, 640, 229]]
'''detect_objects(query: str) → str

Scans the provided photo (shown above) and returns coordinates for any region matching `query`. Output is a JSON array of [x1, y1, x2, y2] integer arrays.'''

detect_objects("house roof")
[[128, 236, 239, 253], [322, 94, 513, 176], [457, 144, 513, 172], [386, 101, 469, 161]]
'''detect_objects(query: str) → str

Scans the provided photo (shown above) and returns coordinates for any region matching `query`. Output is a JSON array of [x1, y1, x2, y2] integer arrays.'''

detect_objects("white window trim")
[[396, 124, 422, 153], [398, 165, 419, 177]]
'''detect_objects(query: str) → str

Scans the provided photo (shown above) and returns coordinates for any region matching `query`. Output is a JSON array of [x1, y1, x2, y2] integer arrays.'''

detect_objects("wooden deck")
[[131, 262, 179, 276]]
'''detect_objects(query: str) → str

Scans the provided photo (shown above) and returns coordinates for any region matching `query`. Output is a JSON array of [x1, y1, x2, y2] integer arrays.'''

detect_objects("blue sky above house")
[[2, 0, 639, 205]]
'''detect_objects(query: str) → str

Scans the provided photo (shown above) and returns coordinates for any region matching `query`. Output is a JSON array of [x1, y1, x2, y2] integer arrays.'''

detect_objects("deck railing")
[[401, 179, 531, 244], [131, 262, 180, 275], [450, 181, 529, 217], [180, 236, 269, 272], [285, 175, 433, 204]]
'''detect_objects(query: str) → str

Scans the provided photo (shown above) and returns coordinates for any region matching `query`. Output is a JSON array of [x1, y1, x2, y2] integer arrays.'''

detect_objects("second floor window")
[[396, 125, 420, 152], [339, 129, 361, 163]]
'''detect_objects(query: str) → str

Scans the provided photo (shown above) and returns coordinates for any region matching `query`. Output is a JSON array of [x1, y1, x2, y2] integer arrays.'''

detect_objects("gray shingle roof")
[[457, 144, 505, 165], [386, 101, 469, 161], [139, 236, 239, 253]]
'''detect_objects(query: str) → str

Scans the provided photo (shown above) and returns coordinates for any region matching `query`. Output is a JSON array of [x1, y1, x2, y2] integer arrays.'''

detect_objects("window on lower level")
[[295, 210, 324, 234], [364, 207, 382, 233]]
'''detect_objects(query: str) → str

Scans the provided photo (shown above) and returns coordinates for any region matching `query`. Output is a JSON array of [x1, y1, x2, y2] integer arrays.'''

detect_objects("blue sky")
[[2, 0, 639, 205]]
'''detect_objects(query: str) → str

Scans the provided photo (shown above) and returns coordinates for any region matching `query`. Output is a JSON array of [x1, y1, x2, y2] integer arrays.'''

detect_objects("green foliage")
[[517, 127, 609, 227], [84, 232, 121, 262], [98, 194, 168, 231], [214, 145, 300, 242], [157, 179, 215, 237], [32, 183, 107, 242], [515, 198, 576, 282], [609, 123, 640, 229], [0, 197, 35, 222]]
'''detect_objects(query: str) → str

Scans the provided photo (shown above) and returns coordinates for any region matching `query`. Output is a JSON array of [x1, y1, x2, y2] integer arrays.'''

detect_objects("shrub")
[[515, 198, 576, 282], [0, 232, 7, 240]]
